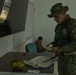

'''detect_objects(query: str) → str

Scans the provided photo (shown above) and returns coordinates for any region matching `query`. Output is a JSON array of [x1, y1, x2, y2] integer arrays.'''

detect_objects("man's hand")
[[52, 47, 58, 56], [52, 47, 58, 53]]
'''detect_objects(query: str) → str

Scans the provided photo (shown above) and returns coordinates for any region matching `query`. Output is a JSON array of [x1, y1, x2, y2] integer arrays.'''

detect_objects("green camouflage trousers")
[[58, 55, 76, 75]]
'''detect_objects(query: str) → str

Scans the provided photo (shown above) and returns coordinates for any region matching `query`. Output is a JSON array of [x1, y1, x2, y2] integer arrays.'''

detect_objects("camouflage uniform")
[[55, 16, 76, 75], [47, 3, 76, 75]]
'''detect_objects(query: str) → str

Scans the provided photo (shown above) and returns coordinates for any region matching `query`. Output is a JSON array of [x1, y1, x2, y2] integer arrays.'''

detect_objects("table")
[[0, 51, 56, 75]]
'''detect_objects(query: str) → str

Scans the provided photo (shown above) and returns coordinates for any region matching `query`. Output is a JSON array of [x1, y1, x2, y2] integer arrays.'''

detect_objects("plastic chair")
[[25, 43, 37, 53]]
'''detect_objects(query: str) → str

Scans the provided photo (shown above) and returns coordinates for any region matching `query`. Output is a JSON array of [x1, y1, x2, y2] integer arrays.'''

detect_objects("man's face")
[[53, 12, 66, 24], [38, 39, 42, 43]]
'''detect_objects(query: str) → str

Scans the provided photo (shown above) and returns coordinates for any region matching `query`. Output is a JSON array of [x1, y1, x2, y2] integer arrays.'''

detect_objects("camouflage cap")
[[47, 3, 69, 18]]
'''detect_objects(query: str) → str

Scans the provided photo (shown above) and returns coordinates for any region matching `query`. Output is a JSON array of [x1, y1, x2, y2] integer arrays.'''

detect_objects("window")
[[0, 0, 11, 23]]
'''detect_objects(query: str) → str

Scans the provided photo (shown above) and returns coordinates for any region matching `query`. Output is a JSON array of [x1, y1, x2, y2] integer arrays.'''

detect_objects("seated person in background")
[[35, 36, 46, 52]]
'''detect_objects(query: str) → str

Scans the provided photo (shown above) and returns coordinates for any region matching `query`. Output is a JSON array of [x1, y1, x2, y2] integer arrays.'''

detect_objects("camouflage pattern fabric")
[[58, 55, 76, 75], [48, 3, 69, 18], [53, 15, 76, 75]]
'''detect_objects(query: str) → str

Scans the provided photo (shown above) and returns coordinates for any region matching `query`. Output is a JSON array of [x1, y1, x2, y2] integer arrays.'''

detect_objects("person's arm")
[[40, 43, 46, 50], [49, 25, 59, 47]]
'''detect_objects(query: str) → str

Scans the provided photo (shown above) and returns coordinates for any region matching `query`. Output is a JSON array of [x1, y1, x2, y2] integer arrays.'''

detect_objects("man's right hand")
[[52, 47, 58, 56], [52, 47, 58, 53]]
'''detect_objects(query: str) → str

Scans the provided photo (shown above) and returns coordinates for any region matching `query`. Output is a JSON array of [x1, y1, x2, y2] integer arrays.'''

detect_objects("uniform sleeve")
[[59, 21, 76, 52], [51, 38, 58, 47], [52, 25, 59, 47]]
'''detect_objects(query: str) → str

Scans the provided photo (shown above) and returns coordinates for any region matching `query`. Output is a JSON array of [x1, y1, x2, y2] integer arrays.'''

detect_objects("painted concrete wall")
[[0, 0, 35, 57], [0, 0, 76, 57], [34, 0, 76, 47]]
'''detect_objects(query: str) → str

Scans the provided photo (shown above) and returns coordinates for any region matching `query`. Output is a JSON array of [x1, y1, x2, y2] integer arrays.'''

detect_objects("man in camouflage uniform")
[[47, 3, 76, 75]]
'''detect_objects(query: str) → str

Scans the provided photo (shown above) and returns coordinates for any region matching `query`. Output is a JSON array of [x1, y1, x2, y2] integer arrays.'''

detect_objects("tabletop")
[[0, 51, 55, 74]]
